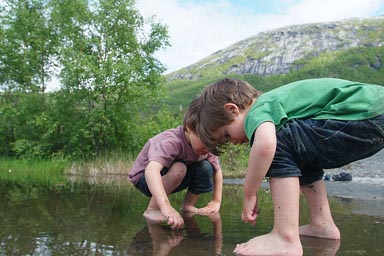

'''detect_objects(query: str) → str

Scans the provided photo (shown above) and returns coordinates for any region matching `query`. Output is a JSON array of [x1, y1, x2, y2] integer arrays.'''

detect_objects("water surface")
[[0, 180, 383, 255]]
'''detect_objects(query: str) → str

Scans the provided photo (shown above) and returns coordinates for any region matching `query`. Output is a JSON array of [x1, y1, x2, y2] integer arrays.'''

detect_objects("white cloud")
[[136, 0, 259, 73], [136, 0, 384, 74], [286, 0, 383, 22]]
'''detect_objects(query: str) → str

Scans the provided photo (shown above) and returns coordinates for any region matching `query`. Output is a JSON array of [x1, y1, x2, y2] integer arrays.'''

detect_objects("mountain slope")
[[167, 16, 384, 81]]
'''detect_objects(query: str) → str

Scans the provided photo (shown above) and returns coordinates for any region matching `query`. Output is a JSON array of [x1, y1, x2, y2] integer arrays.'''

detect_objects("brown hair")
[[198, 78, 262, 155], [183, 96, 201, 132]]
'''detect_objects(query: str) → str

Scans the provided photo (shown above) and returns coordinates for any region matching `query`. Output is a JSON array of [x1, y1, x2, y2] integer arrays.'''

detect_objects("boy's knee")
[[197, 160, 214, 178], [187, 160, 214, 194], [167, 162, 187, 181]]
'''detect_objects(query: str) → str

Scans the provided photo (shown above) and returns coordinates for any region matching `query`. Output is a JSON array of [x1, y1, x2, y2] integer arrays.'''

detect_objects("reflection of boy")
[[129, 97, 223, 229], [147, 222, 184, 256], [140, 212, 223, 256], [197, 78, 384, 255], [181, 212, 223, 255]]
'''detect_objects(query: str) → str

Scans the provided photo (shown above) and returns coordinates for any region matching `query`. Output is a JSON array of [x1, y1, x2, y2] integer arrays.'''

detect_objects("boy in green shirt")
[[197, 78, 384, 255]]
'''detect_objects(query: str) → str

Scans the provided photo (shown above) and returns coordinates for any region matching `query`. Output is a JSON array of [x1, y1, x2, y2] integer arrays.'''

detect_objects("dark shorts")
[[268, 114, 384, 185], [135, 160, 214, 197]]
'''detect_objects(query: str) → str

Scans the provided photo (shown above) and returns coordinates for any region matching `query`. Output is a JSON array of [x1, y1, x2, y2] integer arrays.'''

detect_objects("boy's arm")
[[145, 160, 184, 229], [242, 121, 276, 224], [212, 167, 223, 205]]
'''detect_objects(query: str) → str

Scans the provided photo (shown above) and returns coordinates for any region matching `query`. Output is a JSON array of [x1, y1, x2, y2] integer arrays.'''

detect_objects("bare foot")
[[180, 204, 199, 213], [233, 232, 303, 256], [143, 209, 167, 224], [299, 224, 340, 240]]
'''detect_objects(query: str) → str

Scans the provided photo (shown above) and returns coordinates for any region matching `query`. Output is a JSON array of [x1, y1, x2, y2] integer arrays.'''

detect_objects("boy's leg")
[[181, 191, 200, 212], [181, 160, 214, 212], [144, 162, 187, 222], [296, 116, 384, 239], [234, 177, 303, 256], [299, 179, 340, 239]]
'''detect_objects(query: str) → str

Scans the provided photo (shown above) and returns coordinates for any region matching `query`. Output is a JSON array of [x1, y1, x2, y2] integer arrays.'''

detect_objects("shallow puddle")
[[0, 180, 383, 255]]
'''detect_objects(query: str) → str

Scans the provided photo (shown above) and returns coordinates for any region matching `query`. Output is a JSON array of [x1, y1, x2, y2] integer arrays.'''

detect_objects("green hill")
[[163, 17, 384, 112], [165, 45, 383, 111]]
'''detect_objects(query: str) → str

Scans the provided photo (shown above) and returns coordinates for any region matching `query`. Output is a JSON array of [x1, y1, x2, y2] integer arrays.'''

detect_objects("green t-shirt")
[[244, 78, 384, 140]]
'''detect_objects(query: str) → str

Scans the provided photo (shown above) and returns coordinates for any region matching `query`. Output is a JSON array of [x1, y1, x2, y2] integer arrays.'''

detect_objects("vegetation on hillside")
[[166, 17, 384, 82], [165, 46, 384, 112]]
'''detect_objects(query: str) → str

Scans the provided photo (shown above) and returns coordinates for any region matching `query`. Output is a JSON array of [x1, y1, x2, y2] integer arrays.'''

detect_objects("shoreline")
[[225, 150, 384, 218], [225, 149, 384, 200], [224, 177, 384, 218], [224, 178, 384, 200]]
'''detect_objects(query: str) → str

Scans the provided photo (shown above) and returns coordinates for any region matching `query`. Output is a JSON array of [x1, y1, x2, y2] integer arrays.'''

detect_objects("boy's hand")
[[241, 194, 259, 225], [162, 206, 184, 229], [198, 200, 221, 214]]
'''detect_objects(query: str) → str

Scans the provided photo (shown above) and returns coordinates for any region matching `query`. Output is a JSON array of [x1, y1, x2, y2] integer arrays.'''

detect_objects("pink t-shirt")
[[128, 125, 220, 185]]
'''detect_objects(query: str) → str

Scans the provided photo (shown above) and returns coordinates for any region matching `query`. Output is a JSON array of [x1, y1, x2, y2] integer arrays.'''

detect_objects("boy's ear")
[[223, 103, 239, 115]]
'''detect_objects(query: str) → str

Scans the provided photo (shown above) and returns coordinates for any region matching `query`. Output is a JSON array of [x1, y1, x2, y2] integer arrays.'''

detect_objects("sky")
[[135, 0, 384, 74]]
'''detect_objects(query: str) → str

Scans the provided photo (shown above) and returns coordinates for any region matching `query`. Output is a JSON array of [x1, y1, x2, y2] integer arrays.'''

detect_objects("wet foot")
[[233, 233, 302, 256], [299, 224, 340, 240], [143, 209, 167, 224]]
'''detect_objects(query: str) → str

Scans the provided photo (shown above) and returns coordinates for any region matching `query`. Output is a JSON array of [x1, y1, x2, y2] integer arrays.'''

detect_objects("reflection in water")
[[301, 236, 340, 256], [129, 212, 223, 255], [0, 180, 383, 255], [148, 222, 183, 256], [182, 212, 223, 256]]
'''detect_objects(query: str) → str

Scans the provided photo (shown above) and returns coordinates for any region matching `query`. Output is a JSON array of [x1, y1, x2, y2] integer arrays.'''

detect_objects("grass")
[[67, 158, 132, 176], [67, 145, 248, 179], [0, 158, 69, 185], [0, 146, 249, 187], [66, 151, 135, 176]]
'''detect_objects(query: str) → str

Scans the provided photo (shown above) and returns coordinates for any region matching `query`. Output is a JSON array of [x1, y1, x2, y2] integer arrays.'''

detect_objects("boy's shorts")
[[268, 114, 384, 185], [135, 160, 214, 197]]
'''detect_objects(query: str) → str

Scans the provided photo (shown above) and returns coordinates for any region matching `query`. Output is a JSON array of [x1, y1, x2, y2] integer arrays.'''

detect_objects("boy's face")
[[219, 112, 248, 145], [188, 130, 209, 155]]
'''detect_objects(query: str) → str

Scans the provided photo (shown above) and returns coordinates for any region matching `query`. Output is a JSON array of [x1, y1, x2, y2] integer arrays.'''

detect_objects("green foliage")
[[0, 90, 56, 158], [0, 0, 171, 159], [0, 0, 58, 92], [46, 0, 170, 158], [219, 144, 249, 177], [165, 76, 222, 111]]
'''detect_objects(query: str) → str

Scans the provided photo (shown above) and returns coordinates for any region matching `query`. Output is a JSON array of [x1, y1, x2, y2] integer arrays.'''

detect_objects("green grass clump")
[[0, 158, 69, 185]]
